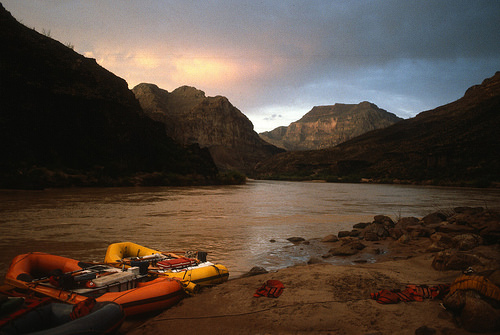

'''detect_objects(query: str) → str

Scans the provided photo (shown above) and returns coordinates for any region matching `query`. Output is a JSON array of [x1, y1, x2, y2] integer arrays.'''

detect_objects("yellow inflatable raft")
[[104, 242, 229, 293]]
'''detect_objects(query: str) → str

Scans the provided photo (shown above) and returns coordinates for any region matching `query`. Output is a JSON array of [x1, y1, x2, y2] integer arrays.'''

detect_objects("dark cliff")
[[260, 102, 402, 151], [0, 4, 218, 188], [255, 72, 500, 187], [133, 83, 284, 174]]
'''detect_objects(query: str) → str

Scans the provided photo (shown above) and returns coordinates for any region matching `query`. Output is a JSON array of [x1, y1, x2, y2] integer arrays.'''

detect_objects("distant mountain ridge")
[[259, 102, 402, 151], [133, 83, 284, 173], [255, 72, 500, 187], [0, 4, 218, 188]]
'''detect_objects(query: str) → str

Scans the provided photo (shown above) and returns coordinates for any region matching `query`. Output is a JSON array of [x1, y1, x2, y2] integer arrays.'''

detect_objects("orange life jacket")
[[254, 280, 284, 298], [371, 284, 450, 304]]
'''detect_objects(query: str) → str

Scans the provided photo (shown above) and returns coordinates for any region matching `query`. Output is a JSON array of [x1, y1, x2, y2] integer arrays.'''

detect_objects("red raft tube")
[[4, 252, 185, 316]]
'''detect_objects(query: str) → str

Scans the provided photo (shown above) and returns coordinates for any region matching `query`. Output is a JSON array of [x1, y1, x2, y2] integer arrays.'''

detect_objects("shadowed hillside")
[[0, 4, 219, 188], [255, 72, 500, 187]]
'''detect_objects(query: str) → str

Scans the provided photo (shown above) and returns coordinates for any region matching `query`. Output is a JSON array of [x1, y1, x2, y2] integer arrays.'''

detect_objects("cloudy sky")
[[3, 1, 500, 132]]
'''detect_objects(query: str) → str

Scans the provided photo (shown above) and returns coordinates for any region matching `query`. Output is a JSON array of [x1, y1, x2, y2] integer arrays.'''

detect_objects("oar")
[[161, 252, 183, 259], [120, 253, 165, 263], [29, 265, 109, 284]]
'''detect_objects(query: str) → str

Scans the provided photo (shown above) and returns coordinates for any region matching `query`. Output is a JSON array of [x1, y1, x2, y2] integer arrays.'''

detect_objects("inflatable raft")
[[0, 294, 124, 335], [4, 252, 185, 316], [104, 242, 229, 292]]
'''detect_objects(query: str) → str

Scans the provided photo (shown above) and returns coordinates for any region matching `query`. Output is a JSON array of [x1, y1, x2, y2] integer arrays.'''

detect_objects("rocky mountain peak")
[[260, 101, 402, 151], [133, 84, 283, 173], [255, 72, 500, 187], [171, 85, 206, 98]]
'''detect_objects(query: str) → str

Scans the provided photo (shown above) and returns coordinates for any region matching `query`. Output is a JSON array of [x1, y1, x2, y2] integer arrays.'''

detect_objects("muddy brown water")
[[1, 180, 499, 278]]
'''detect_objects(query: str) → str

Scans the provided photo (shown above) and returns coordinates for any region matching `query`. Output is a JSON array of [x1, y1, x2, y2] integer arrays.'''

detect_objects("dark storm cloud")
[[3, 0, 500, 131]]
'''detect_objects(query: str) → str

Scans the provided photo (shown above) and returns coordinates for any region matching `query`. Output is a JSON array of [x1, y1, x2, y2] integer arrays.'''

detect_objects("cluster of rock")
[[320, 206, 500, 333], [322, 207, 499, 258]]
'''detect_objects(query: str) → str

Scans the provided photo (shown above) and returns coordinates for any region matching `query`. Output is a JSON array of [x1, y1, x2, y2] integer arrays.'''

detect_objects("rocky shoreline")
[[125, 207, 500, 334]]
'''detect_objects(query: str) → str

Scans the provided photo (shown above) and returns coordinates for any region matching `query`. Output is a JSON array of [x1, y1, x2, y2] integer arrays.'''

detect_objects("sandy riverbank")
[[123, 208, 500, 334]]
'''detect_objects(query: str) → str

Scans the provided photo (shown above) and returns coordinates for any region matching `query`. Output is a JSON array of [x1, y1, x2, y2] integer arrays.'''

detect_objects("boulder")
[[388, 227, 404, 240], [422, 212, 447, 225], [349, 229, 362, 237], [363, 232, 379, 241], [478, 221, 500, 245], [449, 213, 473, 225], [452, 234, 483, 251], [337, 231, 351, 238], [353, 222, 370, 229], [321, 234, 339, 243], [432, 250, 482, 271], [406, 225, 434, 238], [395, 217, 420, 230], [325, 240, 366, 257], [362, 223, 389, 240], [398, 234, 411, 244], [287, 237, 305, 243], [437, 223, 476, 235], [430, 232, 455, 249], [373, 215, 395, 228], [426, 242, 444, 253], [240, 266, 268, 278]]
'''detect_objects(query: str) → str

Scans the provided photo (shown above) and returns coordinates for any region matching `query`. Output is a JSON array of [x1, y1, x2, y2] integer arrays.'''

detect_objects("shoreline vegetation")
[[258, 174, 500, 189], [0, 168, 248, 189], [124, 206, 500, 334], [3, 167, 499, 190]]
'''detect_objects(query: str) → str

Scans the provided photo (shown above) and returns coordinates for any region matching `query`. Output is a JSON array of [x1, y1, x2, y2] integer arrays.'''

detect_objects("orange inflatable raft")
[[4, 252, 185, 316]]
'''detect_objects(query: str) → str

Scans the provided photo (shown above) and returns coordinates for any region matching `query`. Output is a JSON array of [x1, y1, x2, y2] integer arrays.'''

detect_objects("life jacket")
[[370, 289, 402, 304], [254, 280, 284, 298], [371, 284, 450, 304], [404, 284, 450, 301]]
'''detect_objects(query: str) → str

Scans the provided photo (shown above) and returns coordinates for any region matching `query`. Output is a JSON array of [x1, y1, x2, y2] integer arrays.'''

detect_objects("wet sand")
[[123, 236, 500, 335]]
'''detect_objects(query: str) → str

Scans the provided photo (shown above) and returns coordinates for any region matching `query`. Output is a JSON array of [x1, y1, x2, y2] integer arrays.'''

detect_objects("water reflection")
[[0, 181, 499, 278]]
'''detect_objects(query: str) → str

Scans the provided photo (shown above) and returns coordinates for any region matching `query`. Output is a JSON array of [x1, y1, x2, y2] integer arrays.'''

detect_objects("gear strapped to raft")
[[157, 257, 199, 270], [254, 280, 284, 298]]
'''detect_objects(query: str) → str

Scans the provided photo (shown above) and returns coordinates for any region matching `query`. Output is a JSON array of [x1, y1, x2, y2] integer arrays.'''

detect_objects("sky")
[[3, 1, 500, 133]]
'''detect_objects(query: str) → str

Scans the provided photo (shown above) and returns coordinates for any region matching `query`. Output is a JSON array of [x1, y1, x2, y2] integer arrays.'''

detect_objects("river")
[[1, 180, 499, 278]]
